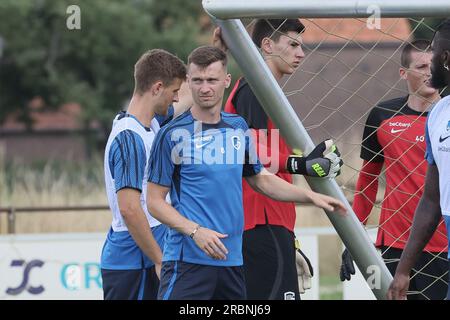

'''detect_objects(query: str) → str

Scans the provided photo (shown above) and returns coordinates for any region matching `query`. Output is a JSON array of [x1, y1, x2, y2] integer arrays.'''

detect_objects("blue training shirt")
[[101, 113, 166, 270], [109, 128, 147, 193], [154, 105, 174, 127], [148, 110, 263, 266], [424, 97, 450, 259]]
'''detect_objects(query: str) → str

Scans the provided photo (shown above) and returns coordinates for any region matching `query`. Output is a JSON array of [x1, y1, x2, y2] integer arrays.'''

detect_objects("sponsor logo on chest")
[[193, 135, 214, 149], [388, 121, 412, 134], [438, 120, 450, 144]]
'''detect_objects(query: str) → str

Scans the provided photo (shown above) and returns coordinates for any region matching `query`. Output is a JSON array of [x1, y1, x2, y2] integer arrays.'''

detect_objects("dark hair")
[[251, 19, 305, 48], [188, 46, 227, 69], [134, 49, 186, 95], [400, 39, 431, 68], [435, 18, 450, 49]]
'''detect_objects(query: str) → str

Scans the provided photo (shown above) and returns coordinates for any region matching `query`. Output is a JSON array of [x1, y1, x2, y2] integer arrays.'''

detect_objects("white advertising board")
[[0, 233, 105, 300], [0, 230, 322, 300]]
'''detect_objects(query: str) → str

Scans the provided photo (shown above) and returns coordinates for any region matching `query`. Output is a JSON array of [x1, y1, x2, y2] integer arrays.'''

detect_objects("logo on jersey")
[[231, 135, 241, 150], [390, 128, 406, 134], [389, 121, 411, 128], [194, 135, 214, 149], [438, 145, 450, 152], [284, 291, 295, 300], [439, 120, 450, 143]]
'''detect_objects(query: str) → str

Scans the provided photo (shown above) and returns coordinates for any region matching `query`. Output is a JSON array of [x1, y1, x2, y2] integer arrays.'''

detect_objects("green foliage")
[[409, 18, 446, 40], [0, 0, 203, 128]]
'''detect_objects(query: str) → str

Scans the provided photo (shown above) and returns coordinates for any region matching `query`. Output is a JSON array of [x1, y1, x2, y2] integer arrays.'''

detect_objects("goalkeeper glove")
[[339, 248, 356, 281], [286, 139, 343, 178], [295, 240, 314, 294]]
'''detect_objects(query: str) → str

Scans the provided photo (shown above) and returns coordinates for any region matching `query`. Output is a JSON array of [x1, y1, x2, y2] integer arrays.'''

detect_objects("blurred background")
[[0, 0, 446, 299], [0, 0, 213, 234]]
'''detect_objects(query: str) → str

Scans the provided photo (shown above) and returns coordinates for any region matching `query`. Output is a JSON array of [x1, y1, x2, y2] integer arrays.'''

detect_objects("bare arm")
[[117, 188, 162, 277], [244, 168, 347, 214], [147, 182, 229, 260], [147, 183, 198, 235], [387, 164, 441, 299]]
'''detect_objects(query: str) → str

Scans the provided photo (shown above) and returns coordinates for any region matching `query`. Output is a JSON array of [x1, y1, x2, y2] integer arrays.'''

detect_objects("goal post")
[[214, 16, 393, 301], [202, 0, 450, 19], [202, 0, 450, 300]]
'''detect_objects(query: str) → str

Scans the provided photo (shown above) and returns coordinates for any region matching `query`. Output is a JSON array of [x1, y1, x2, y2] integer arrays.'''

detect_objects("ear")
[[186, 74, 193, 89], [399, 67, 407, 80], [261, 37, 273, 55], [151, 81, 164, 96], [442, 50, 450, 68], [225, 73, 231, 88]]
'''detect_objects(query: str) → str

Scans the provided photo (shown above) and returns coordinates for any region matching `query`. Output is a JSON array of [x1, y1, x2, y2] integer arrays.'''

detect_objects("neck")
[[126, 94, 154, 128], [190, 103, 222, 124], [407, 93, 440, 113], [265, 57, 283, 81]]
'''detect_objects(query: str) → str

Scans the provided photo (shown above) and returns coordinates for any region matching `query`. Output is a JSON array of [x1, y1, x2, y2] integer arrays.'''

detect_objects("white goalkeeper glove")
[[295, 240, 314, 294]]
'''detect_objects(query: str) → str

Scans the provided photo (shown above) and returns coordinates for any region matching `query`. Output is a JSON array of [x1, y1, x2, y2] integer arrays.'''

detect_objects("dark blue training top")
[[148, 110, 263, 266]]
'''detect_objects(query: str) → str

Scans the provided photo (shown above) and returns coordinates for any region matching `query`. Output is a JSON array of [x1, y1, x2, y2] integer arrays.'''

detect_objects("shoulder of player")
[[156, 110, 193, 137], [232, 78, 254, 100], [112, 113, 155, 136], [375, 96, 408, 113], [366, 96, 409, 122], [221, 112, 248, 129], [431, 95, 450, 113], [109, 130, 146, 163], [428, 95, 450, 122], [112, 129, 145, 148]]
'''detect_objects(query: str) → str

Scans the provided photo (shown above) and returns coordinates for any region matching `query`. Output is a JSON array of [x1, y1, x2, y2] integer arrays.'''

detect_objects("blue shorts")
[[101, 266, 159, 300], [100, 224, 167, 300], [101, 224, 167, 270], [158, 261, 246, 300]]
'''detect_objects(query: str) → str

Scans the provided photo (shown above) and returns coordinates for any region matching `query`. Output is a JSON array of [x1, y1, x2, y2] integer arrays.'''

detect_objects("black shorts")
[[158, 261, 246, 300], [448, 261, 450, 300], [381, 246, 449, 300], [243, 224, 299, 300], [101, 266, 159, 300]]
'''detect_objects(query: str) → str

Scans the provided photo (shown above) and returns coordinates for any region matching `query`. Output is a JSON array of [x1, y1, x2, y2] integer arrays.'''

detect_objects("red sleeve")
[[254, 128, 291, 174], [352, 160, 383, 224], [227, 78, 291, 174]]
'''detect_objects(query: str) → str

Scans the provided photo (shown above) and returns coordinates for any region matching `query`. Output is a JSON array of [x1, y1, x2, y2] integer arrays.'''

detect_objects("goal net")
[[207, 3, 449, 299], [278, 17, 449, 300]]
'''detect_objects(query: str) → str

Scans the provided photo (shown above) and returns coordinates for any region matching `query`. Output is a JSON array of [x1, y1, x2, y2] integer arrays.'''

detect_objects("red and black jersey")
[[224, 78, 296, 232], [357, 96, 447, 252]]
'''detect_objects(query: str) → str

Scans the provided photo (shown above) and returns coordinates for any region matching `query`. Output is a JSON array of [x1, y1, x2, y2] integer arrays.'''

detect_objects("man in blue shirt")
[[147, 46, 347, 300], [388, 18, 450, 300], [101, 49, 186, 300]]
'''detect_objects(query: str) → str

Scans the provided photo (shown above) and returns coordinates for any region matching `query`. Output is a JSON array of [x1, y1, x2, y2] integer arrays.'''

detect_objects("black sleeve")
[[233, 84, 268, 130], [360, 107, 384, 162]]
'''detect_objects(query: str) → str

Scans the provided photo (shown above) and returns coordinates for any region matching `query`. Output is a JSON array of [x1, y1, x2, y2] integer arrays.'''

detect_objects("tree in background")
[[409, 18, 445, 40], [0, 0, 203, 132]]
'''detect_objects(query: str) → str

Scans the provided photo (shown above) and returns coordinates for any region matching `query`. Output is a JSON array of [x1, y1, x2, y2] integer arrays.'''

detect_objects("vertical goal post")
[[202, 0, 450, 300]]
